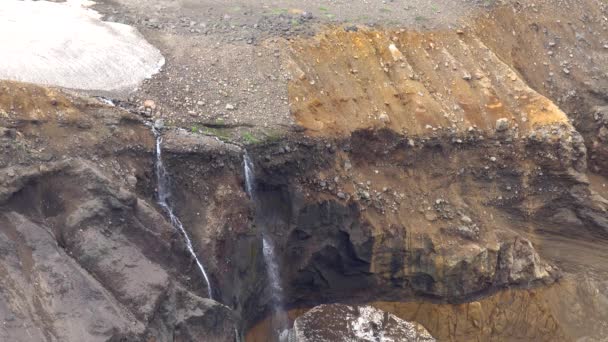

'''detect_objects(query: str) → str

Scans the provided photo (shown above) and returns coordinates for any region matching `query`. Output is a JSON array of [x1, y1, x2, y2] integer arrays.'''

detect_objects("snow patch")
[[0, 0, 164, 92]]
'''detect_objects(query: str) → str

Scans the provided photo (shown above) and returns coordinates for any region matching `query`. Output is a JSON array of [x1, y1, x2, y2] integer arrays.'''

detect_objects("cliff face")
[[0, 81, 237, 342], [1, 0, 608, 341]]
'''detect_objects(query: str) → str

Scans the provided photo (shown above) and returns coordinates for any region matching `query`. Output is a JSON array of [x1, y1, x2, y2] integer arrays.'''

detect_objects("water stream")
[[243, 152, 289, 339], [153, 127, 213, 299]]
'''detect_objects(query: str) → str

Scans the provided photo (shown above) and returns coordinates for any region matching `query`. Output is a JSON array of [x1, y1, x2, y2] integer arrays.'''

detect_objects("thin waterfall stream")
[[243, 152, 289, 340], [153, 127, 213, 299]]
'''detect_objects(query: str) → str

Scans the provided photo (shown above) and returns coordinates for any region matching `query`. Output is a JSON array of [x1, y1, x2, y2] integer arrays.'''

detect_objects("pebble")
[[460, 215, 473, 224], [495, 118, 510, 132], [344, 25, 358, 32], [225, 104, 235, 110], [424, 211, 438, 222], [127, 175, 138, 187], [378, 112, 390, 123], [143, 99, 156, 110], [344, 160, 352, 171]]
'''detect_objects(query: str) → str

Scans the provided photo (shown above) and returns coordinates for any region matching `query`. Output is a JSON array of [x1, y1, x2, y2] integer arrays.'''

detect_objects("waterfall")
[[243, 152, 289, 339], [153, 127, 213, 299]]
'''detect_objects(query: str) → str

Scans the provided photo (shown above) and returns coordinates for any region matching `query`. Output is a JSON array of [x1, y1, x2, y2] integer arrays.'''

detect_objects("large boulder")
[[288, 304, 435, 342]]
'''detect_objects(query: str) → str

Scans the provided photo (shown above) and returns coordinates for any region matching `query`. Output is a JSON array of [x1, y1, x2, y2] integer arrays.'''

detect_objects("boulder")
[[288, 304, 435, 342]]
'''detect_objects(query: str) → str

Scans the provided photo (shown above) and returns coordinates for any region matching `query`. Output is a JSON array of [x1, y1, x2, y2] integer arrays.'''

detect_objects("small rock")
[[225, 104, 235, 110], [462, 73, 472, 81], [127, 175, 138, 187], [344, 160, 352, 171], [301, 12, 313, 20], [154, 119, 164, 129], [495, 118, 510, 132], [143, 99, 156, 110], [424, 211, 438, 222], [378, 112, 390, 123], [563, 68, 570, 75], [0, 127, 8, 137], [337, 192, 346, 199]]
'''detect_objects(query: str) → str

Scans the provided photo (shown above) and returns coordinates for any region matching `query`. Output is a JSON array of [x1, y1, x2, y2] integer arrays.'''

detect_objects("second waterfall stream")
[[243, 152, 289, 340], [153, 127, 213, 299]]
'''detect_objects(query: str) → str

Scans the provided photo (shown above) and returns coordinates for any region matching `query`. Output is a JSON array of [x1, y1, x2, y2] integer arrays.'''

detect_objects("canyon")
[[1, 0, 608, 341]]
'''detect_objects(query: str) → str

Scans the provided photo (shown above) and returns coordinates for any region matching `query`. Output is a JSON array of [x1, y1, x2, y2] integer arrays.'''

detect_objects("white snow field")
[[0, 0, 164, 92]]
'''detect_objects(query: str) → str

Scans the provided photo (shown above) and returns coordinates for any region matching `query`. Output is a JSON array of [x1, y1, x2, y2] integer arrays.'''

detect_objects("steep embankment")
[[245, 1, 608, 340]]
